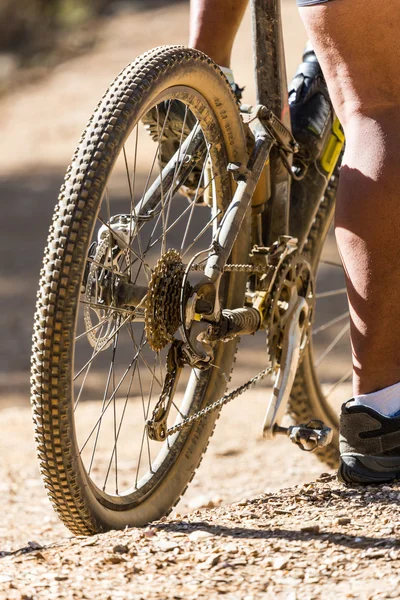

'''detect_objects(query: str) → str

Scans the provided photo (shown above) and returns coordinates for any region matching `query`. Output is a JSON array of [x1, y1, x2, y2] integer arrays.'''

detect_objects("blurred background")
[[0, 0, 350, 549]]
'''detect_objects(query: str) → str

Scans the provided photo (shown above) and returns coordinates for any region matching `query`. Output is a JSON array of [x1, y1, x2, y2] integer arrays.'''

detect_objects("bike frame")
[[184, 0, 345, 362], [251, 0, 292, 245]]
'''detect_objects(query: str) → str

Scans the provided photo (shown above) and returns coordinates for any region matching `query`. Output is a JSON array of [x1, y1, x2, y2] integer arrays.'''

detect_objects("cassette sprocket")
[[144, 249, 187, 352]]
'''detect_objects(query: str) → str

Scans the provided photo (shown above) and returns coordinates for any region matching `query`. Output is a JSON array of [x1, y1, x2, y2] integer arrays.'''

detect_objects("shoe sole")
[[338, 455, 400, 485]]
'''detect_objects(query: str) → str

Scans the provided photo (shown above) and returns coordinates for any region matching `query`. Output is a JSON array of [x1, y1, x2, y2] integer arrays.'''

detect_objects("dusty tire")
[[31, 46, 249, 535]]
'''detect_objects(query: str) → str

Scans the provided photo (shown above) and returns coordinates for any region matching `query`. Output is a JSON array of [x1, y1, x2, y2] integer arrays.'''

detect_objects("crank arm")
[[263, 297, 308, 439]]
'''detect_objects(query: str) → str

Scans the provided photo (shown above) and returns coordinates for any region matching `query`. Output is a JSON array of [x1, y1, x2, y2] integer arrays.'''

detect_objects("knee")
[[338, 103, 400, 138]]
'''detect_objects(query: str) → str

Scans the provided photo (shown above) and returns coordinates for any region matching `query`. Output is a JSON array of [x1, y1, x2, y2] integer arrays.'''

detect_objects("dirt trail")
[[2, 474, 400, 600]]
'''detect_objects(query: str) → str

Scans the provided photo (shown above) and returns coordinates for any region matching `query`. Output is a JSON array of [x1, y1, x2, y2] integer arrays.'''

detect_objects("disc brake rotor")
[[84, 238, 130, 350]]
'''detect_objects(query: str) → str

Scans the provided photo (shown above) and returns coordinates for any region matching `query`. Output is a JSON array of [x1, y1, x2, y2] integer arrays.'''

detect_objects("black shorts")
[[297, 0, 332, 5]]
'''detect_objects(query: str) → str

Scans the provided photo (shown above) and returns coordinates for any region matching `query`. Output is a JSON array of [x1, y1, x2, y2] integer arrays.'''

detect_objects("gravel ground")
[[1, 474, 400, 600]]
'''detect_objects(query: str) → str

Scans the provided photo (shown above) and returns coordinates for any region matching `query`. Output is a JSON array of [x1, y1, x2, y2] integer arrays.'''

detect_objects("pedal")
[[274, 420, 333, 452]]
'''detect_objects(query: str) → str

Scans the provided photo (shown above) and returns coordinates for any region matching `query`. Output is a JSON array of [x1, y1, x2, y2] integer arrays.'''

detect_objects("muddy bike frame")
[[251, 0, 343, 250], [252, 0, 293, 246], [195, 0, 340, 329]]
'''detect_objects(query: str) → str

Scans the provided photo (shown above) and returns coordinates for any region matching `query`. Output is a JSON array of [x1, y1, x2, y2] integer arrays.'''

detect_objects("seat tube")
[[251, 0, 291, 243], [251, 0, 290, 127]]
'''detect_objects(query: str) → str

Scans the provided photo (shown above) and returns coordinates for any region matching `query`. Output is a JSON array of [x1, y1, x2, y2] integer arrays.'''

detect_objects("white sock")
[[351, 380, 400, 417], [220, 66, 235, 85]]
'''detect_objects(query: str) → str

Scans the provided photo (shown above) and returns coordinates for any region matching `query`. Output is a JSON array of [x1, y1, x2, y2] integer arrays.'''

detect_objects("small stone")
[[143, 529, 157, 538], [188, 495, 221, 510], [188, 530, 213, 541], [156, 540, 180, 552], [113, 544, 129, 554], [206, 554, 221, 567], [272, 557, 289, 570], [300, 525, 320, 534], [106, 555, 124, 564], [221, 543, 238, 554], [379, 527, 394, 536], [337, 517, 351, 526]]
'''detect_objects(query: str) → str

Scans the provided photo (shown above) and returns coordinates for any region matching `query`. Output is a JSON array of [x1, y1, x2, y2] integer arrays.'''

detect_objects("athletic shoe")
[[338, 400, 400, 484]]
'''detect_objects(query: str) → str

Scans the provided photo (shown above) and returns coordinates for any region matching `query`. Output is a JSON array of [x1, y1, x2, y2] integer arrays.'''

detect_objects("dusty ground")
[[2, 474, 400, 600], [1, 3, 392, 600]]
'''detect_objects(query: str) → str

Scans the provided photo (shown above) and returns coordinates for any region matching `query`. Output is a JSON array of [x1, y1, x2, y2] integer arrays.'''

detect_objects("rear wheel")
[[31, 46, 249, 535]]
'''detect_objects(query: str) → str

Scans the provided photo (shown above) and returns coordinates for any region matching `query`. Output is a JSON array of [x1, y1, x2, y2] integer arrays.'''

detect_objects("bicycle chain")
[[166, 364, 273, 437]]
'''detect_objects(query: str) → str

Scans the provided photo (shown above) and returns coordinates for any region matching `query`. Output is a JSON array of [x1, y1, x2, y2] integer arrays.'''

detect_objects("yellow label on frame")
[[320, 117, 345, 178]]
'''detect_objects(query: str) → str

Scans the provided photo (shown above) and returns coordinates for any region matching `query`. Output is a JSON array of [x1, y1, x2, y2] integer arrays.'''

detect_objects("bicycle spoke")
[[135, 339, 156, 487], [74, 324, 105, 411], [79, 340, 146, 454], [102, 360, 136, 492], [79, 300, 134, 317], [74, 315, 131, 381], [320, 259, 343, 268], [75, 316, 111, 342], [88, 328, 119, 476], [313, 311, 350, 335], [127, 325, 163, 387], [180, 149, 213, 253], [316, 288, 347, 299], [325, 367, 353, 399], [102, 329, 146, 492], [181, 210, 221, 258], [315, 322, 350, 368]]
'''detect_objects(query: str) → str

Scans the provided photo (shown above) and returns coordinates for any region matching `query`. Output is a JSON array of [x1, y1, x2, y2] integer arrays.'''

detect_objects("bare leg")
[[300, 0, 400, 395], [189, 0, 248, 67]]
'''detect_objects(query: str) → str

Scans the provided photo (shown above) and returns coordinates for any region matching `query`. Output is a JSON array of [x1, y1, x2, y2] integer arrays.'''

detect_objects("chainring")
[[267, 254, 315, 371], [144, 249, 187, 352]]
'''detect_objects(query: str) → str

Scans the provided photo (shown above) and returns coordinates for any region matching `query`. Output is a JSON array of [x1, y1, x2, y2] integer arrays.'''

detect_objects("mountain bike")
[[31, 0, 347, 535]]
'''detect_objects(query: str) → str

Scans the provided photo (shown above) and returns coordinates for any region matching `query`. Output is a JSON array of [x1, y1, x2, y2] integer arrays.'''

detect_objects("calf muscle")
[[300, 0, 400, 394]]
